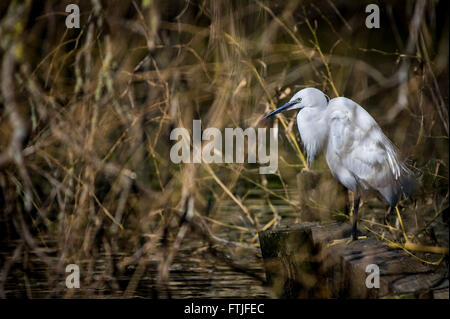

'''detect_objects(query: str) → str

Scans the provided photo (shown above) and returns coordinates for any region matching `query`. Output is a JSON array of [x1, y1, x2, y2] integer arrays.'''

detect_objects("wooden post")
[[297, 169, 349, 222], [258, 222, 322, 298], [258, 222, 448, 298]]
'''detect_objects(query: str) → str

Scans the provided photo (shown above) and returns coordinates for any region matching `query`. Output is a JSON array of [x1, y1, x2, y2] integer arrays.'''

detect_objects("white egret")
[[263, 88, 417, 240]]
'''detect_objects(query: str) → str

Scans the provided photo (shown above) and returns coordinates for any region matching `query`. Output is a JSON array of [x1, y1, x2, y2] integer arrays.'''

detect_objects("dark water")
[[1, 187, 447, 298], [0, 238, 271, 298], [0, 189, 300, 299]]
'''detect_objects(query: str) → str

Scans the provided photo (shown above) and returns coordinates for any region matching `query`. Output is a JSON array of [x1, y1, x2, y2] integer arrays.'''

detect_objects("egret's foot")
[[327, 235, 367, 247]]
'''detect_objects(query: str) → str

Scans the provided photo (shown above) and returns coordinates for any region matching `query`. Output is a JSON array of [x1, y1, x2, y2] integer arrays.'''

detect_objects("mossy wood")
[[258, 222, 448, 298]]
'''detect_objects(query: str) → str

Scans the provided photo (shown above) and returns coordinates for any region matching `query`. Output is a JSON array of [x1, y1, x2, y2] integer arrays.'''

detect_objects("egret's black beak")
[[263, 101, 296, 119]]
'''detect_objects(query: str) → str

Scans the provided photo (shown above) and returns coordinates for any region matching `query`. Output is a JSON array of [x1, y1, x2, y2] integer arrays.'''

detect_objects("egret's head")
[[263, 87, 328, 119]]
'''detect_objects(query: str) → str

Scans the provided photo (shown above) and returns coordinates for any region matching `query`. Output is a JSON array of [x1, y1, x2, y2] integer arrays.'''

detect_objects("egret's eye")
[[297, 98, 302, 102]]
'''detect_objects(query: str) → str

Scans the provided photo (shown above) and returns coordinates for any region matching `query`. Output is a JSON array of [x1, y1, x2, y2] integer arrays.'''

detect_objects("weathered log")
[[258, 222, 448, 298], [433, 288, 449, 299], [258, 222, 324, 298]]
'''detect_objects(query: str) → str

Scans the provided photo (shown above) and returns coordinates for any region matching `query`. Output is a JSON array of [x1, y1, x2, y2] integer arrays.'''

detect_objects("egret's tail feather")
[[399, 173, 419, 199], [379, 184, 399, 207], [379, 170, 419, 207]]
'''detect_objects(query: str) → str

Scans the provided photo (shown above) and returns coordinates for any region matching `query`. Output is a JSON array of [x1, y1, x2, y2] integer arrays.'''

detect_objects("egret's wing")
[[327, 100, 384, 190], [327, 98, 414, 204]]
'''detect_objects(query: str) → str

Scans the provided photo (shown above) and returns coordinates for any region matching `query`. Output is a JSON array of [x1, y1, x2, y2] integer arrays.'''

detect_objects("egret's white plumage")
[[324, 96, 414, 206], [263, 87, 416, 239]]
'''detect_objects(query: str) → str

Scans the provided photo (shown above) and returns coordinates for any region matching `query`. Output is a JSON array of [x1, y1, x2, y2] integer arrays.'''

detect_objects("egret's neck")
[[296, 105, 328, 165]]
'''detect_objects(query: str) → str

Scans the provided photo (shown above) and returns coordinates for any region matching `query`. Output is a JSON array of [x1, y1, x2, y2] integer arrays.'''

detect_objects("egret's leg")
[[351, 197, 361, 240], [327, 196, 366, 247]]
